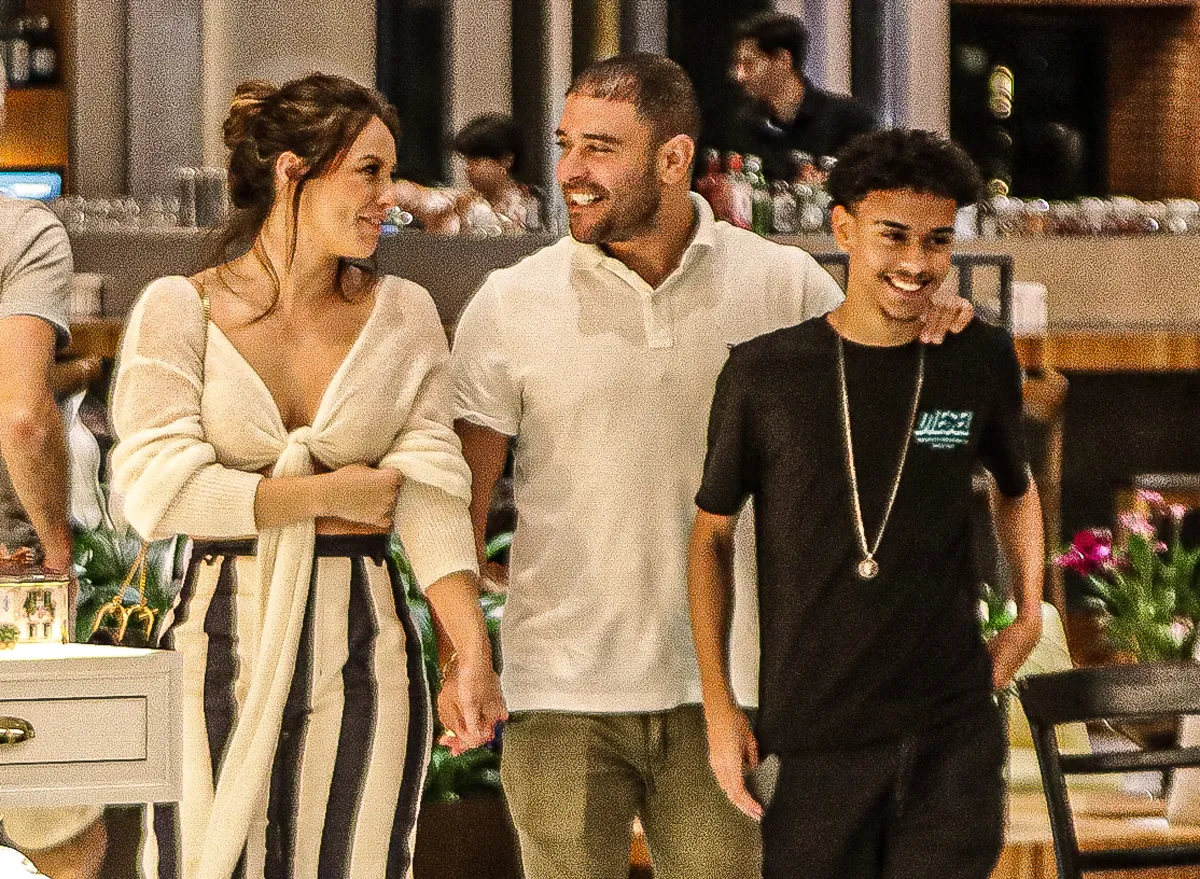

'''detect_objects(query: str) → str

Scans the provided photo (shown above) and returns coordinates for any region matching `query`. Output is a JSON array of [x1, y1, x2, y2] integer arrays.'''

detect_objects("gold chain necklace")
[[835, 335, 925, 581]]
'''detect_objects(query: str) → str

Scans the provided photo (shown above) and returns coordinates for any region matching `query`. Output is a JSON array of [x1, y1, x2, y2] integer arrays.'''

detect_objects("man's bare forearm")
[[688, 509, 739, 710], [0, 391, 72, 570], [992, 478, 1044, 623], [988, 478, 1045, 687]]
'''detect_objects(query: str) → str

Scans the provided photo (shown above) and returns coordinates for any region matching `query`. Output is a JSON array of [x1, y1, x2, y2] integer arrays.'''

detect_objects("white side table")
[[0, 643, 182, 807]]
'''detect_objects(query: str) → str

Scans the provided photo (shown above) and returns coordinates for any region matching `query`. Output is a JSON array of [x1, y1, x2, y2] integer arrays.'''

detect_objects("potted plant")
[[1055, 492, 1199, 664], [72, 528, 182, 646], [392, 534, 522, 879], [0, 622, 19, 650], [1054, 491, 1200, 746]]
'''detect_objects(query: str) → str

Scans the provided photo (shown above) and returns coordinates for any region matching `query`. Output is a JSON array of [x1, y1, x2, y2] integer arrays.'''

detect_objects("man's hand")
[[919, 285, 975, 344], [704, 699, 763, 821], [437, 656, 508, 756], [988, 613, 1042, 690]]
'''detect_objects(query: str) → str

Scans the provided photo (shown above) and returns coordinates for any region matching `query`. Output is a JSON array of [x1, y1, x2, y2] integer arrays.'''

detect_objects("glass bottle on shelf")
[[27, 14, 56, 85], [5, 15, 31, 88], [770, 181, 798, 234], [724, 153, 753, 231], [695, 149, 719, 204], [744, 155, 772, 236]]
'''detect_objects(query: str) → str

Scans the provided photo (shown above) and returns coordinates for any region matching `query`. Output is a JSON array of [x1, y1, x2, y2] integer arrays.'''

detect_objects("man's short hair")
[[454, 113, 526, 176], [567, 53, 701, 146], [827, 129, 984, 211], [735, 13, 808, 75]]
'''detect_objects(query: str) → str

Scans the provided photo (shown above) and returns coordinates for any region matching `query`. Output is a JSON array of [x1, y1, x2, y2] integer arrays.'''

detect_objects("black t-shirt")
[[735, 80, 877, 180], [696, 317, 1029, 755]]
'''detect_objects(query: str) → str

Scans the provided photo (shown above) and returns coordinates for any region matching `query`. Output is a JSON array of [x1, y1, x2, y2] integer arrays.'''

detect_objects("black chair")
[[1017, 662, 1200, 879], [810, 251, 1015, 328]]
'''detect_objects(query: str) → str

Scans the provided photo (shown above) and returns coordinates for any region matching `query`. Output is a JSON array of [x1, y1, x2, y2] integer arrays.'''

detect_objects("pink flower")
[[1120, 512, 1157, 539], [1054, 529, 1114, 575], [1137, 489, 1165, 507], [1170, 504, 1189, 522]]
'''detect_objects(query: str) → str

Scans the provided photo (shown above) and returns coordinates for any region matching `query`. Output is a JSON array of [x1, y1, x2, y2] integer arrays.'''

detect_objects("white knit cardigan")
[[110, 275, 477, 879]]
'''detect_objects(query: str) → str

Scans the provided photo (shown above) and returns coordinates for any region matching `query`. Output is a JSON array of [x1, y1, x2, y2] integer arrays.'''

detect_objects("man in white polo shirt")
[[448, 54, 972, 879]]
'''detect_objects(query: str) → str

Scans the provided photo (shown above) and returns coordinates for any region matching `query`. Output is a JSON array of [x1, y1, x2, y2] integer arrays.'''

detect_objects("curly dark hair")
[[827, 129, 983, 211], [453, 113, 527, 181]]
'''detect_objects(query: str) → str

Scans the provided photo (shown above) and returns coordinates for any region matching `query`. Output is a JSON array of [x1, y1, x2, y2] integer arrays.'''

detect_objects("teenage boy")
[[688, 128, 1044, 879]]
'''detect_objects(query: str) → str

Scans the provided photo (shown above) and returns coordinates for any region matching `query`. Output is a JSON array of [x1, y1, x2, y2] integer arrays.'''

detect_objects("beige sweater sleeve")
[[109, 278, 262, 540], [376, 280, 478, 589]]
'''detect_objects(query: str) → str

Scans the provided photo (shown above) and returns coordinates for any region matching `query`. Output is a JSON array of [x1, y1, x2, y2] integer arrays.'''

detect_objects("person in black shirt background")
[[688, 129, 1044, 879], [730, 13, 876, 181]]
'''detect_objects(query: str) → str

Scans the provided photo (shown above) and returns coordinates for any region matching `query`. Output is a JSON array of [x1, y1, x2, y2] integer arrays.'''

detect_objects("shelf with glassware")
[[1, 0, 69, 178]]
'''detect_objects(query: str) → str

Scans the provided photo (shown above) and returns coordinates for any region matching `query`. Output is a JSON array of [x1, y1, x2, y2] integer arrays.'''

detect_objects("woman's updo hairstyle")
[[218, 72, 401, 265]]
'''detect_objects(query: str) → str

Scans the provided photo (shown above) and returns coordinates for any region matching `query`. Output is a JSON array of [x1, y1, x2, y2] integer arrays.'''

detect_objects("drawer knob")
[[0, 716, 35, 745]]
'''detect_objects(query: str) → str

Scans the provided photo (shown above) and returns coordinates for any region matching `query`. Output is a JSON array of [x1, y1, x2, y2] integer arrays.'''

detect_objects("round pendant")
[[856, 558, 880, 581]]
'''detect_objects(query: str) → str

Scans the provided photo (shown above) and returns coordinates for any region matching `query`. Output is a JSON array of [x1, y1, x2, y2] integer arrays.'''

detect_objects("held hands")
[[988, 613, 1042, 691], [320, 464, 402, 529], [704, 698, 763, 821], [919, 286, 975, 344], [437, 654, 508, 756]]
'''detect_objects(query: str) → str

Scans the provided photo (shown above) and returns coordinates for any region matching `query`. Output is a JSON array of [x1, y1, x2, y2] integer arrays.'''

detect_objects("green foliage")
[[389, 532, 508, 804], [0, 623, 20, 643], [979, 583, 1015, 641], [72, 527, 183, 645], [1082, 532, 1200, 662], [1062, 509, 1200, 663]]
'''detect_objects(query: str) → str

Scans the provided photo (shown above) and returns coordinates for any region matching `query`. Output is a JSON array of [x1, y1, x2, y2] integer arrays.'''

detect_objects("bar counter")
[[64, 318, 1200, 374], [1015, 328, 1200, 373]]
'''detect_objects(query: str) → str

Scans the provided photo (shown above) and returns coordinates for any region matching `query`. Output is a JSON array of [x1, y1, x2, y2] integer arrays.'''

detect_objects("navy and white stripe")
[[144, 535, 429, 879]]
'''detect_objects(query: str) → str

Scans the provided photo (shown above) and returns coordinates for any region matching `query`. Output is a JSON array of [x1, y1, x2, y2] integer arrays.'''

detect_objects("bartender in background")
[[0, 68, 106, 879], [729, 12, 876, 181]]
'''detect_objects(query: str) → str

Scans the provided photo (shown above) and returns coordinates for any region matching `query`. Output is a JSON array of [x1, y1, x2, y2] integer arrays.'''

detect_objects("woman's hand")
[[438, 655, 508, 756], [318, 464, 402, 529]]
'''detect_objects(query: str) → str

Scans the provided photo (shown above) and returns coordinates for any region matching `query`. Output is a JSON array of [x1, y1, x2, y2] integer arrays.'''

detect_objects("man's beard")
[[568, 169, 662, 245]]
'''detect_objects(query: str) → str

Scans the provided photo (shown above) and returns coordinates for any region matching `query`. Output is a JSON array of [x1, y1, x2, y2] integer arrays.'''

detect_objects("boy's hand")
[[919, 287, 975, 344], [988, 614, 1042, 690], [704, 698, 764, 821]]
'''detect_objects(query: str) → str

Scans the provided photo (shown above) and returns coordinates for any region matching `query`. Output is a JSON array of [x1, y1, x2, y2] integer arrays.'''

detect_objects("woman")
[[110, 74, 506, 879]]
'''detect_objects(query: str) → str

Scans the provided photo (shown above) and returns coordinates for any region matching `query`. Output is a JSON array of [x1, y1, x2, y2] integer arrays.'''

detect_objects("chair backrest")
[[1018, 663, 1200, 878], [809, 251, 1015, 330]]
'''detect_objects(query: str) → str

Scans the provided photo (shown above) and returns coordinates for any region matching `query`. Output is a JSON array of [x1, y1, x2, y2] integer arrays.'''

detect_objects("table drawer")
[[0, 696, 148, 765], [0, 644, 181, 806]]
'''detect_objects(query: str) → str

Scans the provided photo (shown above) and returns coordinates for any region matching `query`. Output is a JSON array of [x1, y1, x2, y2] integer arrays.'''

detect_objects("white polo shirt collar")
[[570, 193, 718, 297]]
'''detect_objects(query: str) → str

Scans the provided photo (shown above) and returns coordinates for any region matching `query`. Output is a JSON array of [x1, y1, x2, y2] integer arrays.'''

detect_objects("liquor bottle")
[[770, 180, 798, 234], [744, 155, 772, 236], [27, 14, 56, 85], [695, 149, 721, 209], [789, 150, 815, 184], [6, 15, 31, 88], [724, 153, 753, 230]]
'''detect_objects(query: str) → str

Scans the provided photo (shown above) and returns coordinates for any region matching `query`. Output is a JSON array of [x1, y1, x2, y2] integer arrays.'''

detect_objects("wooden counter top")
[[70, 318, 1200, 374], [66, 318, 124, 360], [1016, 329, 1200, 372]]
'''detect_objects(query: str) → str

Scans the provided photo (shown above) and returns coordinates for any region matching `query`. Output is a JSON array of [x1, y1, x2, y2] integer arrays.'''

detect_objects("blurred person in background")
[[0, 66, 107, 879], [730, 12, 876, 181], [453, 113, 546, 233]]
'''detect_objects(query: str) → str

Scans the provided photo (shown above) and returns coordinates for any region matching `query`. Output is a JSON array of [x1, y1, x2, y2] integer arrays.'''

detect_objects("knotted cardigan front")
[[109, 275, 477, 879]]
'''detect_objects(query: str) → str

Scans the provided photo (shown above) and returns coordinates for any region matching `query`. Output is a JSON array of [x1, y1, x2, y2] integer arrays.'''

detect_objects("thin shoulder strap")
[[185, 276, 211, 323]]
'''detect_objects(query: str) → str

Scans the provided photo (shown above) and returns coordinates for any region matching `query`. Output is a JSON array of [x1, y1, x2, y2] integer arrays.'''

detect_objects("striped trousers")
[[145, 535, 430, 879]]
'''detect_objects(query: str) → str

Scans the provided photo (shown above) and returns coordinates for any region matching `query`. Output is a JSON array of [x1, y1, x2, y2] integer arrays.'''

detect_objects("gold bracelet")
[[439, 651, 459, 678]]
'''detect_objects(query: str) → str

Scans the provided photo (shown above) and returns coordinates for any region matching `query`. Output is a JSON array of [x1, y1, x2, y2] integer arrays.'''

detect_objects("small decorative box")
[[0, 569, 70, 648]]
